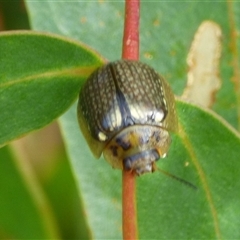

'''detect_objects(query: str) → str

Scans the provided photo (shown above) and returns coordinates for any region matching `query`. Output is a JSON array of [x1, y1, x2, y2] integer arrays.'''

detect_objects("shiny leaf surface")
[[0, 31, 103, 147]]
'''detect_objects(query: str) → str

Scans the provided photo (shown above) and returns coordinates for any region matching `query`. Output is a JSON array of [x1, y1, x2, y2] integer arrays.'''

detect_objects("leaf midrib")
[[0, 66, 98, 89], [178, 122, 221, 239]]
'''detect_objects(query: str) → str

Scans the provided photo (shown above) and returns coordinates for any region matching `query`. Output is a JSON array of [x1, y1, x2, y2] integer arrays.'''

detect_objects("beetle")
[[77, 60, 178, 175]]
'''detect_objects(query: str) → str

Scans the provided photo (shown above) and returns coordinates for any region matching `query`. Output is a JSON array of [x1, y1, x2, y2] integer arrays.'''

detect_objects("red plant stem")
[[122, 0, 140, 239], [122, 0, 140, 60], [122, 171, 138, 240]]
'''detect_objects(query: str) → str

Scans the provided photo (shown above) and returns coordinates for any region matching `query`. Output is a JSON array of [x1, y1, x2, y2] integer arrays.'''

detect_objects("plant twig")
[[122, 171, 138, 240], [122, 0, 140, 239], [122, 0, 139, 60]]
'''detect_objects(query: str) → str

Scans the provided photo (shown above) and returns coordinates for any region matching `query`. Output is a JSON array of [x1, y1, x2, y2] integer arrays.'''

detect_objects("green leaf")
[[0, 31, 103, 147], [42, 147, 91, 240], [0, 123, 92, 239], [0, 146, 56, 239], [138, 100, 240, 239], [59, 100, 240, 239]]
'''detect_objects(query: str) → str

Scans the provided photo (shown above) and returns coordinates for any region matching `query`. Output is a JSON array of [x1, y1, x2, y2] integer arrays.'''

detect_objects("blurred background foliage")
[[0, 1, 89, 239]]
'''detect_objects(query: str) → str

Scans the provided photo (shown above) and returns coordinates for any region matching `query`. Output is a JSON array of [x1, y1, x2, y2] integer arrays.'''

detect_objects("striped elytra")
[[77, 60, 177, 175]]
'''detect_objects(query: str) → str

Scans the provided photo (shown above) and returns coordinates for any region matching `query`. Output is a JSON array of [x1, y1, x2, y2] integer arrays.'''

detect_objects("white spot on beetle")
[[98, 132, 107, 141], [154, 110, 165, 122], [162, 153, 167, 158]]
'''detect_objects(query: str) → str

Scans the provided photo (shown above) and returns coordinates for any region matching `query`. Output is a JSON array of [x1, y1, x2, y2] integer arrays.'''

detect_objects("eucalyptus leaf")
[[0, 31, 103, 147], [138, 100, 240, 239], [59, 99, 240, 239]]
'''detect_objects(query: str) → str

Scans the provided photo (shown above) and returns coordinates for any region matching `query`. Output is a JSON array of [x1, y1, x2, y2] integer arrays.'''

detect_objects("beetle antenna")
[[156, 167, 197, 190]]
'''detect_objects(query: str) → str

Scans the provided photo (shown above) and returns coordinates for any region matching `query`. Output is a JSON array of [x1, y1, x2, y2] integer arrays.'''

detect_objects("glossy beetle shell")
[[77, 60, 177, 175]]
